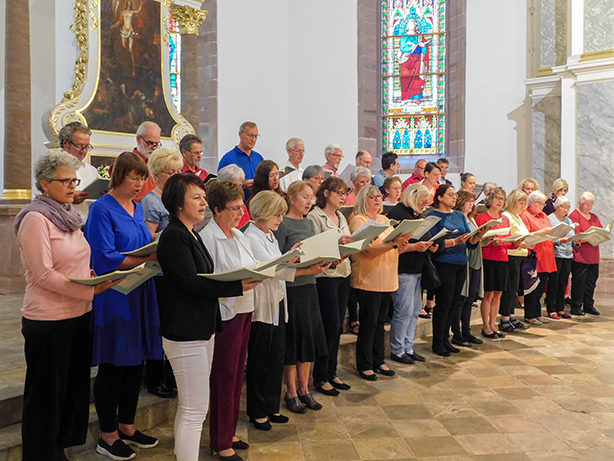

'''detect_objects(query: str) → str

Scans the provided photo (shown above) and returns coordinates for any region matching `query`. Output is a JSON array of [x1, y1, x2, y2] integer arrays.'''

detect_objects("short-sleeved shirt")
[[570, 209, 602, 265], [218, 146, 264, 180], [141, 191, 170, 232], [181, 162, 208, 181], [372, 171, 387, 188], [521, 208, 557, 273]]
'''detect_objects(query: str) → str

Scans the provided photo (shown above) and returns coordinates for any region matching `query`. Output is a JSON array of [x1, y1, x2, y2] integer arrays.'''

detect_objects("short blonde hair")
[[551, 178, 569, 195], [400, 183, 430, 210], [250, 190, 288, 222], [383, 175, 402, 190], [148, 148, 182, 177], [354, 185, 382, 216], [286, 180, 312, 210], [518, 177, 541, 192], [505, 189, 528, 214]]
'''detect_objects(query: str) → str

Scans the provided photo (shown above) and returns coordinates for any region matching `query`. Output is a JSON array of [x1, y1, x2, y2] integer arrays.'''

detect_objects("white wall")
[[217, 0, 358, 172], [465, 0, 532, 192]]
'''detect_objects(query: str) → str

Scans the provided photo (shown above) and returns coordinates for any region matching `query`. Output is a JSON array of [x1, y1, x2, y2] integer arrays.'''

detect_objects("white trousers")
[[163, 336, 215, 461]]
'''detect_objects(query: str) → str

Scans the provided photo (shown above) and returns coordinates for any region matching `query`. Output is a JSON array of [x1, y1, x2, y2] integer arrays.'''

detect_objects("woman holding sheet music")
[[428, 184, 485, 357], [157, 174, 257, 461], [274, 181, 331, 413], [198, 181, 261, 460], [569, 191, 602, 316], [85, 151, 164, 458], [307, 177, 354, 396], [349, 185, 412, 380]]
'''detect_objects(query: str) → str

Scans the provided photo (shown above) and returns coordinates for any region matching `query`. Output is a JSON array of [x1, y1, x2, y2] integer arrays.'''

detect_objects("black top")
[[387, 203, 432, 274], [543, 193, 556, 216], [156, 217, 243, 341]]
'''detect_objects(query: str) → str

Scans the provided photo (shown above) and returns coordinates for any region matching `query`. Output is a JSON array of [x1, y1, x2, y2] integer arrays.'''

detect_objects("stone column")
[[170, 2, 208, 135], [0, 0, 32, 294]]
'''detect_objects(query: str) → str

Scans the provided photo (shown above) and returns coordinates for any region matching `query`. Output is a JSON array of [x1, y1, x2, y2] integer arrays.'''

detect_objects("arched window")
[[169, 15, 182, 112], [381, 0, 446, 160]]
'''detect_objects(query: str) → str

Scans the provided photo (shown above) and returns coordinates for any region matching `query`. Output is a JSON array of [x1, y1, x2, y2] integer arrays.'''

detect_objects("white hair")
[[324, 143, 343, 157], [578, 191, 595, 204], [528, 190, 547, 203], [217, 164, 245, 182], [554, 195, 570, 208], [136, 121, 161, 137], [350, 167, 371, 182]]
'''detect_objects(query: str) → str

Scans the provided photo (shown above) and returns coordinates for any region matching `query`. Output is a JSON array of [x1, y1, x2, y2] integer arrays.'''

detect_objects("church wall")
[[217, 0, 359, 171], [0, 2, 5, 192], [464, 0, 532, 192]]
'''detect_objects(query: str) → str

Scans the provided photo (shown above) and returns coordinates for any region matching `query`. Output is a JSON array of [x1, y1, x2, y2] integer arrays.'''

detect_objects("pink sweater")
[[18, 212, 94, 321]]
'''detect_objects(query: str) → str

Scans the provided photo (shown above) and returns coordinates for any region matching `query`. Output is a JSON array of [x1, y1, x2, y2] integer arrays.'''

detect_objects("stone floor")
[[4, 294, 614, 460]]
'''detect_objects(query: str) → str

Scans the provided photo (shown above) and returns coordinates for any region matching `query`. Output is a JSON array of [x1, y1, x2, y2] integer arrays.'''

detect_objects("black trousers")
[[524, 272, 549, 319], [432, 262, 466, 348], [94, 362, 145, 433], [355, 289, 390, 372], [21, 312, 92, 460], [452, 268, 481, 338], [245, 309, 286, 419], [546, 258, 572, 313], [500, 255, 524, 316], [570, 262, 599, 312], [313, 276, 351, 384], [347, 287, 359, 324]]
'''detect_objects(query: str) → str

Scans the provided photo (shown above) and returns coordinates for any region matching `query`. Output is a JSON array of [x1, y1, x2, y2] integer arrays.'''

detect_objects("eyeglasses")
[[225, 204, 246, 212], [50, 178, 81, 187], [367, 194, 382, 200], [332, 189, 347, 197], [139, 136, 162, 149], [289, 149, 305, 154], [243, 134, 260, 140], [69, 141, 93, 152], [189, 150, 203, 156], [269, 172, 280, 179], [329, 153, 344, 159], [161, 169, 182, 176], [445, 192, 458, 198], [127, 175, 149, 183]]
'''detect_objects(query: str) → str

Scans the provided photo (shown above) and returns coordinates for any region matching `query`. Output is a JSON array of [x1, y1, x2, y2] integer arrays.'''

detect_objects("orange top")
[[349, 214, 399, 292], [521, 208, 556, 273]]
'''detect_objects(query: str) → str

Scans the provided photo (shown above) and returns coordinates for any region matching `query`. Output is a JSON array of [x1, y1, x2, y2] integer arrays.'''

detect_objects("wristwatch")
[[392, 244, 399, 249]]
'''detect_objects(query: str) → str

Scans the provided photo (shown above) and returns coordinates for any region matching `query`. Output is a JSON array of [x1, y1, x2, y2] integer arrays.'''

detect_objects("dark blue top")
[[85, 193, 163, 366], [428, 209, 473, 266], [218, 146, 264, 180]]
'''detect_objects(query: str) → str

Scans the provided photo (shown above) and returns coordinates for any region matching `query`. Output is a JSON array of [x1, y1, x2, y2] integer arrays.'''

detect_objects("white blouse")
[[243, 223, 296, 326], [199, 219, 256, 321]]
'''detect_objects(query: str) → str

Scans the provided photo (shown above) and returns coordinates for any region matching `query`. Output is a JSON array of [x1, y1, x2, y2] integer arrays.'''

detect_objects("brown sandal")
[[350, 322, 359, 335]]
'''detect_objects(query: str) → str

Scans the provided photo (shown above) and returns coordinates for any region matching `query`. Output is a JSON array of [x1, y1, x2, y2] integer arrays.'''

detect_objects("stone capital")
[[169, 3, 208, 35]]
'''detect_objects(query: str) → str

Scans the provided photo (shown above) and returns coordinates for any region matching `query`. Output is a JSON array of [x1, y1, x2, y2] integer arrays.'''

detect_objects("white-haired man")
[[133, 121, 162, 202], [322, 143, 343, 178], [279, 138, 305, 192]]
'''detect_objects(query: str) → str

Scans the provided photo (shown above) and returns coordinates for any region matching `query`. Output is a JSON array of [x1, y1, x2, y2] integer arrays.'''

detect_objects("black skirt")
[[285, 284, 327, 365], [482, 259, 510, 292]]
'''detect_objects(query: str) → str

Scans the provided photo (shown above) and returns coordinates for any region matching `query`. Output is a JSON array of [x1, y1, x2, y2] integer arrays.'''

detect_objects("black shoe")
[[147, 383, 177, 399], [249, 417, 272, 431], [267, 413, 289, 423], [407, 351, 426, 362], [329, 379, 351, 390], [565, 297, 572, 306], [314, 381, 340, 396], [496, 331, 506, 338], [96, 439, 136, 460], [298, 393, 323, 410], [481, 329, 499, 339], [570, 310, 585, 316], [359, 370, 378, 381], [509, 317, 526, 329], [118, 429, 158, 448], [232, 439, 249, 450], [443, 341, 460, 353], [284, 394, 307, 414], [432, 344, 451, 357], [212, 451, 243, 461], [464, 334, 483, 345], [451, 336, 472, 347], [390, 352, 414, 364], [56, 449, 69, 461], [374, 365, 396, 376], [499, 320, 518, 333], [584, 307, 600, 315]]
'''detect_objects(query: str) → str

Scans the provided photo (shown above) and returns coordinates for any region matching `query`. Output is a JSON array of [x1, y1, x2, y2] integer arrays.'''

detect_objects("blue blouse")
[[85, 193, 163, 366], [428, 209, 473, 266]]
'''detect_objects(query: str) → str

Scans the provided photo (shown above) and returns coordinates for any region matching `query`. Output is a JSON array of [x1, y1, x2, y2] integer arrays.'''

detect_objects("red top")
[[181, 162, 209, 181], [570, 209, 602, 264], [402, 173, 422, 190], [475, 212, 512, 261], [238, 207, 252, 229], [344, 190, 357, 206], [521, 209, 556, 273]]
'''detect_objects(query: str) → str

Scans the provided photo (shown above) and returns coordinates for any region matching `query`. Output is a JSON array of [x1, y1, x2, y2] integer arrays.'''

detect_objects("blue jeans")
[[390, 273, 422, 356]]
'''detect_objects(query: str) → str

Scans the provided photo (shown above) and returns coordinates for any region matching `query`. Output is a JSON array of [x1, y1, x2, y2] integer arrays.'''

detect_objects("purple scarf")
[[14, 194, 83, 235]]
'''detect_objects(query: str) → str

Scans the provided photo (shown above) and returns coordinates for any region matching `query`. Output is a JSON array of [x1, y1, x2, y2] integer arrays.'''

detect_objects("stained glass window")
[[381, 0, 446, 160], [169, 16, 182, 112]]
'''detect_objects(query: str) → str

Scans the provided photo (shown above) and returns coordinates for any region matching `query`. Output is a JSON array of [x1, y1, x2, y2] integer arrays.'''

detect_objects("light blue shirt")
[[372, 171, 387, 188], [548, 213, 574, 259]]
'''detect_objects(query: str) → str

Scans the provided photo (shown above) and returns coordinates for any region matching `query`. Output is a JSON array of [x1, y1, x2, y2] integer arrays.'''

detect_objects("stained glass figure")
[[382, 0, 446, 159], [169, 15, 182, 112]]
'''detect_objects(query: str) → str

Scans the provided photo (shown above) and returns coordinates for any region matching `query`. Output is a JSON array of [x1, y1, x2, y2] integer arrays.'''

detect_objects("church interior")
[[2, 0, 614, 459]]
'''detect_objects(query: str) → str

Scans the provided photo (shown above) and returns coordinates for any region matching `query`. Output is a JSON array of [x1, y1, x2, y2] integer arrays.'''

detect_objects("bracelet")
[[452, 238, 456, 247]]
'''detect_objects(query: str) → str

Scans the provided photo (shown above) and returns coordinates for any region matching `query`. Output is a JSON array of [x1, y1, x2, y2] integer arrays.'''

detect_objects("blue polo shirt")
[[218, 146, 264, 180]]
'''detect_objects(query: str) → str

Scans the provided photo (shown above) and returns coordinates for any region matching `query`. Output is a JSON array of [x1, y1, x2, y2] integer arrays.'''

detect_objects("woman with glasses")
[[141, 148, 183, 238], [302, 165, 325, 191], [85, 151, 163, 460], [250, 160, 283, 200], [520, 191, 555, 325], [307, 177, 354, 395], [16, 151, 121, 461], [428, 184, 484, 356], [199, 181, 261, 461], [350, 185, 411, 380]]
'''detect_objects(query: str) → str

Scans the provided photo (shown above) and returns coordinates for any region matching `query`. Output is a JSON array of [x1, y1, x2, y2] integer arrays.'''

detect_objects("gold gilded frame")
[[46, 0, 194, 155]]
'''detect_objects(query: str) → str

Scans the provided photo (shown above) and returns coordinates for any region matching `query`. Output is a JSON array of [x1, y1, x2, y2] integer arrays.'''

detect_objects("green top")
[[273, 216, 316, 287]]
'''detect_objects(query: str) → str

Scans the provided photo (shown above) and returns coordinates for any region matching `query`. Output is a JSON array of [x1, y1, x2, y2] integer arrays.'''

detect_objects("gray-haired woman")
[[15, 151, 120, 461], [302, 165, 325, 189]]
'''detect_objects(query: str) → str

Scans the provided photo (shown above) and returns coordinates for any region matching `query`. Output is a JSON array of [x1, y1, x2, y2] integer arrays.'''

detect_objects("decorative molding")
[[525, 75, 561, 101], [580, 48, 614, 62], [536, 66, 554, 77], [554, 57, 614, 85], [169, 3, 208, 35], [1, 189, 32, 201]]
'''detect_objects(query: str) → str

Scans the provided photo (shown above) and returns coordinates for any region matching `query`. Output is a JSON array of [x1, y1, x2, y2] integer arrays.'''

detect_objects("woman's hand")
[[537, 227, 552, 235], [290, 242, 303, 251], [147, 252, 158, 262], [519, 242, 531, 250], [560, 237, 572, 243], [241, 278, 262, 292], [393, 231, 413, 247], [429, 243, 439, 252], [93, 277, 126, 295], [413, 241, 433, 253], [338, 235, 354, 245], [308, 261, 332, 275], [476, 227, 489, 240]]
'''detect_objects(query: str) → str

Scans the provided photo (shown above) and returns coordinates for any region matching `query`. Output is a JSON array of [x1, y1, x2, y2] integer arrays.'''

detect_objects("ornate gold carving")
[[580, 49, 614, 62], [171, 112, 195, 147], [536, 66, 554, 77], [48, 0, 91, 137], [1, 189, 33, 201], [89, 0, 99, 31], [168, 4, 208, 35]]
